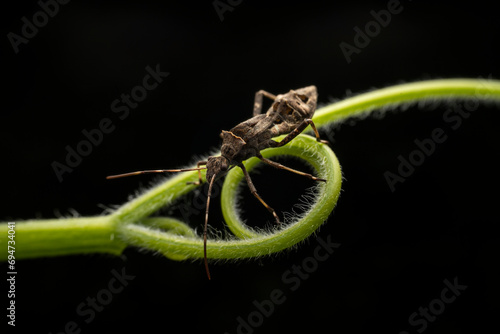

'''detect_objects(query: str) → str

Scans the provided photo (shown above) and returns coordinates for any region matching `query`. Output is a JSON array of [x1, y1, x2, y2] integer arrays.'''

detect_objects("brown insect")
[[107, 86, 328, 279]]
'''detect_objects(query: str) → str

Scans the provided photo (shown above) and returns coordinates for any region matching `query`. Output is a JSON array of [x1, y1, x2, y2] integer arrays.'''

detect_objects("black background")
[[2, 1, 499, 333]]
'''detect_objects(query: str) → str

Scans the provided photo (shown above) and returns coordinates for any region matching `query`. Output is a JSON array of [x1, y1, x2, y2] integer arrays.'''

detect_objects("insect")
[[107, 86, 328, 279]]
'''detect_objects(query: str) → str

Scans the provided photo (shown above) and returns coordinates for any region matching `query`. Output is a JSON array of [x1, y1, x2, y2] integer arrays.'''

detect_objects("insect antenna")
[[204, 174, 216, 280], [107, 165, 215, 279], [106, 167, 207, 179]]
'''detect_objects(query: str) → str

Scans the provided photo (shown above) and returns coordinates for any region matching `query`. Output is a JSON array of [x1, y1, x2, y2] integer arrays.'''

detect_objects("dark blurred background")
[[2, 1, 499, 333]]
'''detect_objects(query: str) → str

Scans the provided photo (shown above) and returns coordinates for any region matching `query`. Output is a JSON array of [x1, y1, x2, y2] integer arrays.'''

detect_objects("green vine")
[[2, 78, 500, 263]]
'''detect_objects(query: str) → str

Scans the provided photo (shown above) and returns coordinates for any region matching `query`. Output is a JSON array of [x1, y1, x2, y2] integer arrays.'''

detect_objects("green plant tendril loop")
[[1, 78, 500, 262], [118, 134, 341, 260]]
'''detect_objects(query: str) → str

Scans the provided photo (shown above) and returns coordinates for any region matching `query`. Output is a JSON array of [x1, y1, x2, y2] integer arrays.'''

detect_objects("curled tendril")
[[2, 78, 500, 262], [116, 134, 341, 260]]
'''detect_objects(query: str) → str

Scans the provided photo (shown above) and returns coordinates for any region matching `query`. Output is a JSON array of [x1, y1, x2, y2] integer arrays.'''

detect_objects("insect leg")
[[238, 163, 280, 224], [257, 154, 326, 182], [273, 118, 329, 147], [186, 160, 208, 185], [304, 119, 329, 145], [253, 90, 277, 116]]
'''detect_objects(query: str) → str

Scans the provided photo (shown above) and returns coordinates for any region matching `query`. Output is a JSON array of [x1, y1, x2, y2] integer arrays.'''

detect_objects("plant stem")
[[313, 78, 500, 127], [0, 217, 125, 261], [2, 78, 500, 262]]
